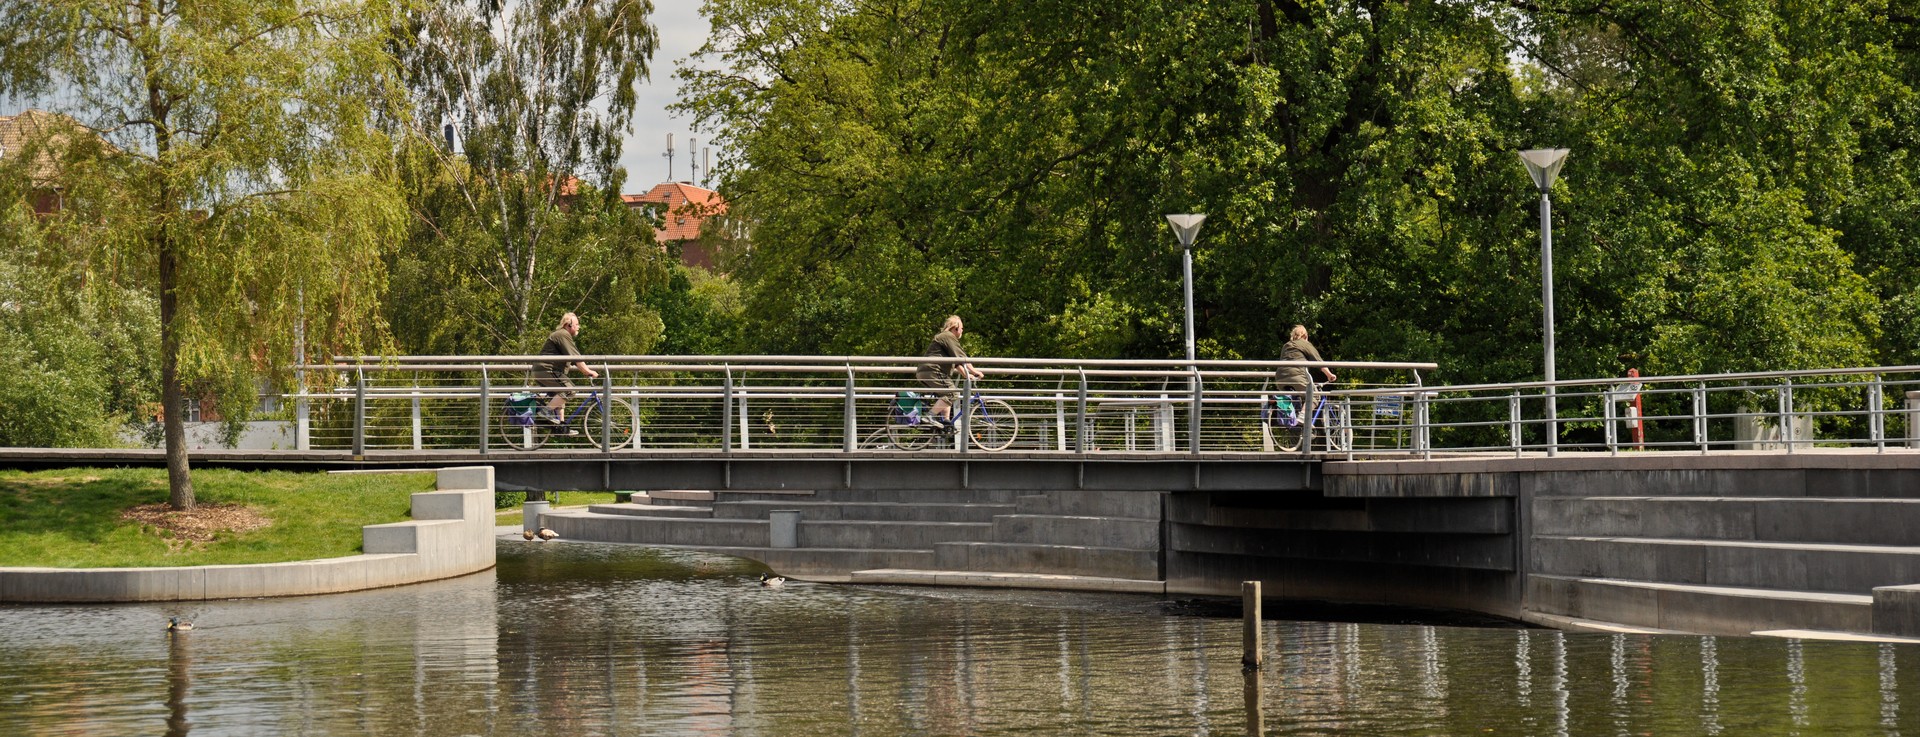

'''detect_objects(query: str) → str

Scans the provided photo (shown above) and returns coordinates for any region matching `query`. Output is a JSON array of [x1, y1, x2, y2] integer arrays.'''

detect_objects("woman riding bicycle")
[[915, 315, 984, 429], [1276, 324, 1335, 394]]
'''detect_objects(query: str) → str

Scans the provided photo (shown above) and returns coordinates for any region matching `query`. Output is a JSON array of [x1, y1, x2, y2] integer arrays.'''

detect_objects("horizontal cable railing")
[[283, 358, 1920, 457], [293, 355, 1434, 456]]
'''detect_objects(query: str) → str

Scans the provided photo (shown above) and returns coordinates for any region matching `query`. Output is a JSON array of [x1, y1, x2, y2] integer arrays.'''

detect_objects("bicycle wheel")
[[496, 399, 550, 451], [583, 398, 639, 451], [886, 414, 934, 451], [1267, 397, 1304, 453], [967, 398, 1019, 452]]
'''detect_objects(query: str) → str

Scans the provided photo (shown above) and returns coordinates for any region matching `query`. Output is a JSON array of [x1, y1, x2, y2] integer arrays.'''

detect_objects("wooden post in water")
[[1242, 580, 1263, 669]]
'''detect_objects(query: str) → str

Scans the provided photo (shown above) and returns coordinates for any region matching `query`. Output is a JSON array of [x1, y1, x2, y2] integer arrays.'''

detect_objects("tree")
[[394, 0, 664, 351], [0, 0, 412, 509]]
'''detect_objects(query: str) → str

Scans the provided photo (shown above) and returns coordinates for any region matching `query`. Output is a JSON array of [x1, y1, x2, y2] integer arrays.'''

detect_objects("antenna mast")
[[662, 133, 675, 181]]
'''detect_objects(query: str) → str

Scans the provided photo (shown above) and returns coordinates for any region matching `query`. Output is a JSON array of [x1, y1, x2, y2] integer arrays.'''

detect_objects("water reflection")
[[0, 541, 1914, 735]]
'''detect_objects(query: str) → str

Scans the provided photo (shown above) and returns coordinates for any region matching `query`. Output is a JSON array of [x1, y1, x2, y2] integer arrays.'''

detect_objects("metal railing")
[[293, 355, 1435, 457], [286, 357, 1920, 458]]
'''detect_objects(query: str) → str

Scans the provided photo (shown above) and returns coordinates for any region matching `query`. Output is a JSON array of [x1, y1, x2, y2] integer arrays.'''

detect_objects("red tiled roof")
[[0, 109, 94, 182], [621, 181, 727, 243]]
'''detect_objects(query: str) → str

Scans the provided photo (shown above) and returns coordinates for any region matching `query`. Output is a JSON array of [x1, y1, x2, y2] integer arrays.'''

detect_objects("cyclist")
[[1276, 323, 1335, 396], [916, 315, 983, 430], [534, 312, 599, 436]]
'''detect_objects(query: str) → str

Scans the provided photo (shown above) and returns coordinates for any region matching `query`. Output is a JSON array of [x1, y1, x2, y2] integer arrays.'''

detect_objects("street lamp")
[[1165, 213, 1206, 363], [1519, 148, 1569, 455]]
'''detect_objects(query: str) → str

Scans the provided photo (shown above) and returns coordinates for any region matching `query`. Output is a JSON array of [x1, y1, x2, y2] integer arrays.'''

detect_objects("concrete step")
[[935, 541, 1160, 580], [991, 514, 1161, 549], [614, 544, 936, 580], [544, 511, 769, 546], [1528, 574, 1874, 636], [849, 568, 1165, 594], [1535, 496, 1920, 545], [588, 502, 713, 518], [643, 490, 716, 503], [1749, 629, 1920, 643], [704, 489, 818, 502], [711, 500, 1016, 523], [1014, 490, 1163, 519], [776, 488, 1026, 505], [795, 520, 994, 549], [1533, 534, 1920, 594]]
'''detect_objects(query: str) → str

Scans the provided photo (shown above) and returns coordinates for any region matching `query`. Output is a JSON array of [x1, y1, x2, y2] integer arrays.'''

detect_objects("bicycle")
[[886, 391, 1019, 451], [498, 390, 638, 451], [1261, 386, 1350, 453]]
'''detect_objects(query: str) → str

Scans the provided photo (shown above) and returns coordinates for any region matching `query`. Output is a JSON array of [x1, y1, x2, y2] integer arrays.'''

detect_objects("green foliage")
[[0, 0, 415, 507], [0, 468, 433, 567], [678, 0, 1918, 380], [390, 0, 669, 352]]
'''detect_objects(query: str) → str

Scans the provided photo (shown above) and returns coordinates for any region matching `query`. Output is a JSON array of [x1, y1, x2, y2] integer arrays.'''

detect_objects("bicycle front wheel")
[[967, 398, 1019, 452], [583, 398, 639, 451], [1323, 401, 1351, 452]]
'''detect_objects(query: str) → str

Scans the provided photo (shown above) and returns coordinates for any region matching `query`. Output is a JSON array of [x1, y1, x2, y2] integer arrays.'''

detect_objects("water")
[[1, 541, 1915, 736]]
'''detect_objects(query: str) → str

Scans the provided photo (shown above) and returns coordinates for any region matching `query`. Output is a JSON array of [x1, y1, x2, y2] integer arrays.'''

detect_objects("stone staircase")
[[540, 487, 1166, 592], [1527, 495, 1920, 638]]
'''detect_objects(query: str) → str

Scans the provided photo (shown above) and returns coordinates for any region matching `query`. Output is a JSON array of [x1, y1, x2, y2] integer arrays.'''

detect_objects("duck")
[[167, 617, 194, 632], [759, 572, 786, 587], [522, 529, 536, 541], [536, 528, 559, 541]]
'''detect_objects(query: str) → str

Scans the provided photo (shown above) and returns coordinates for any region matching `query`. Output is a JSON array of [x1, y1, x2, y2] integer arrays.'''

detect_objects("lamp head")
[[1165, 213, 1206, 249], [1518, 148, 1570, 193]]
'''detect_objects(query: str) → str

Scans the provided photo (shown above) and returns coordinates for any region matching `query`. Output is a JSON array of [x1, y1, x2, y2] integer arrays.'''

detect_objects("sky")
[[621, 2, 718, 193]]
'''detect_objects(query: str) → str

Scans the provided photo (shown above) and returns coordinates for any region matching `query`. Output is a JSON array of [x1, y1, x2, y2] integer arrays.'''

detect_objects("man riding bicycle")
[[534, 312, 599, 437]]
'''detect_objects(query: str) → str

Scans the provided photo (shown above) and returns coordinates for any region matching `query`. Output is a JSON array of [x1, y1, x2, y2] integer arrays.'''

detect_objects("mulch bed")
[[121, 503, 272, 550]]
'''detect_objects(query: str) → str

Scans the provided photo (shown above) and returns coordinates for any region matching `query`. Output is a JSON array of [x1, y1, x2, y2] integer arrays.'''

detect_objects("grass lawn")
[[0, 468, 437, 568], [494, 491, 619, 525]]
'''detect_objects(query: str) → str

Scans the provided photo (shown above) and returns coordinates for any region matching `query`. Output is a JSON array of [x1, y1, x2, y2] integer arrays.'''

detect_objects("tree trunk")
[[160, 232, 195, 511]]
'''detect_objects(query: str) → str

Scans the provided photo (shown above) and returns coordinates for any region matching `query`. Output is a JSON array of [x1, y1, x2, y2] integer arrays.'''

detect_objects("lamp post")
[[1165, 214, 1207, 363], [1519, 148, 1569, 456]]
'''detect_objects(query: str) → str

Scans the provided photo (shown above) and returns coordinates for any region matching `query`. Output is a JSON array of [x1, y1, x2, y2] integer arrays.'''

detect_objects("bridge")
[[6, 358, 1920, 639]]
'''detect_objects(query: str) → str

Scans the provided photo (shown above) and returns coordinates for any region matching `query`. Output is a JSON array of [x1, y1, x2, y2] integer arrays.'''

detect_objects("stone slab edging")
[[0, 466, 498, 603]]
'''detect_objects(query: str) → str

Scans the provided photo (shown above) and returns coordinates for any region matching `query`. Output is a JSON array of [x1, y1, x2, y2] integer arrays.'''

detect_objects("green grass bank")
[[0, 468, 436, 568]]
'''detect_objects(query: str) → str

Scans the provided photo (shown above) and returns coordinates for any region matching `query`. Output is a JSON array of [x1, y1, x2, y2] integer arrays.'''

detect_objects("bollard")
[[1242, 580, 1263, 669], [769, 509, 800, 548], [523, 500, 549, 533], [1242, 665, 1265, 737]]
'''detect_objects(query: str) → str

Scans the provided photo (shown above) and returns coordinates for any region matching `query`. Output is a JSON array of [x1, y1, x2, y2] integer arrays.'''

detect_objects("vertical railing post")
[[602, 364, 614, 454], [1075, 368, 1089, 454], [478, 367, 490, 454], [1055, 379, 1068, 452], [1414, 373, 1431, 460], [1604, 385, 1617, 455], [352, 366, 366, 456], [738, 377, 750, 450], [1870, 377, 1885, 452], [1298, 378, 1317, 459], [1693, 383, 1707, 453], [722, 365, 733, 454], [409, 370, 422, 450], [1189, 367, 1203, 455], [1779, 381, 1794, 454], [960, 371, 973, 453], [844, 365, 857, 453], [1509, 391, 1521, 456]]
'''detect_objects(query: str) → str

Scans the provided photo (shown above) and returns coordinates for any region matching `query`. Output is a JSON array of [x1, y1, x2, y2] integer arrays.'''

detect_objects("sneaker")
[[556, 427, 579, 437]]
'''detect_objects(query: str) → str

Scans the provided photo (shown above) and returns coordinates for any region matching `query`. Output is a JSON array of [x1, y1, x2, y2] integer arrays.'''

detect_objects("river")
[[0, 539, 1913, 735]]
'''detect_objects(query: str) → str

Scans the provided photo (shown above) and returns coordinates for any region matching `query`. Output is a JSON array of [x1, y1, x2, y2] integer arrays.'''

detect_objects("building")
[[0, 109, 98, 213], [622, 181, 729, 270]]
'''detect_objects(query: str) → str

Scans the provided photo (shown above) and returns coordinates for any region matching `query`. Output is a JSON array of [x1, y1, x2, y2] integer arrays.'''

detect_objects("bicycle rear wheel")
[[886, 418, 934, 450], [1266, 396, 1304, 453], [583, 398, 639, 451], [496, 399, 550, 451], [967, 398, 1019, 452]]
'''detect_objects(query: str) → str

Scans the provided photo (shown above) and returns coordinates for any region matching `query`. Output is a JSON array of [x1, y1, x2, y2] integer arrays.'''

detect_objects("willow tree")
[[0, 0, 411, 509]]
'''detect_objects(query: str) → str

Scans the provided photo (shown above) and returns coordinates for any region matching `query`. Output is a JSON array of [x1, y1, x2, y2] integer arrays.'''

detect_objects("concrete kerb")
[[0, 466, 498, 603]]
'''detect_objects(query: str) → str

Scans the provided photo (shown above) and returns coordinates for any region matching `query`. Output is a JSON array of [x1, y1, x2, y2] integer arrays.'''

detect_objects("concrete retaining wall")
[[0, 466, 497, 603]]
